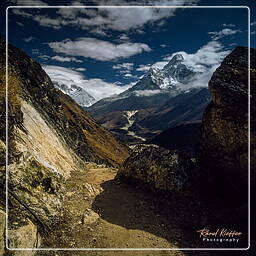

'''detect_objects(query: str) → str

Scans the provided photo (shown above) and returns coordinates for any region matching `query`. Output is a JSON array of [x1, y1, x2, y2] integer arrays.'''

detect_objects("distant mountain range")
[[87, 53, 211, 143], [53, 81, 96, 107]]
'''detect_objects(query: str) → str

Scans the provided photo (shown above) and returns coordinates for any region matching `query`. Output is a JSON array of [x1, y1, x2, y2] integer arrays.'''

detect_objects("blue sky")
[[2, 0, 256, 101]]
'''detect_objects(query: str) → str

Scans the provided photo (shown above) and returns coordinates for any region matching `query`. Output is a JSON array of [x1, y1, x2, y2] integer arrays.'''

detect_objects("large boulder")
[[117, 144, 197, 192], [197, 46, 256, 201]]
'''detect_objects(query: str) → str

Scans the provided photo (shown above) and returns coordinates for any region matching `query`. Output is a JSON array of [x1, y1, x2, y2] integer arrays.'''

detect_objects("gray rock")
[[117, 144, 196, 192]]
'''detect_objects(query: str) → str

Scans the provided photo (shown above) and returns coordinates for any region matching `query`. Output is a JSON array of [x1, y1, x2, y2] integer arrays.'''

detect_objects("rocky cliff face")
[[197, 46, 255, 201], [117, 144, 197, 193], [0, 38, 128, 254]]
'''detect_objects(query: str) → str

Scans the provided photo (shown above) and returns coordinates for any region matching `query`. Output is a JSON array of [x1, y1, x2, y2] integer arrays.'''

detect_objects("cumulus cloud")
[[112, 63, 139, 79], [43, 65, 131, 101], [51, 55, 82, 63], [11, 0, 199, 34], [208, 28, 241, 40], [33, 15, 64, 30], [48, 38, 151, 61], [152, 41, 230, 72], [134, 40, 230, 89]]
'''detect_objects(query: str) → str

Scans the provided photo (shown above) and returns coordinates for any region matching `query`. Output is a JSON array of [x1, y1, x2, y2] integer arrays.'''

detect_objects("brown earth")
[[36, 163, 247, 256]]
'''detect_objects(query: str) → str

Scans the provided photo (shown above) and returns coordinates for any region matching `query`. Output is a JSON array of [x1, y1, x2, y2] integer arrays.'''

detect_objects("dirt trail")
[[41, 163, 210, 256]]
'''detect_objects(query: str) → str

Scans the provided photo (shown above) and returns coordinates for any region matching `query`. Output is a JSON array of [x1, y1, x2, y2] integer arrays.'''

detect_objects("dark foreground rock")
[[117, 144, 197, 193], [197, 46, 256, 202]]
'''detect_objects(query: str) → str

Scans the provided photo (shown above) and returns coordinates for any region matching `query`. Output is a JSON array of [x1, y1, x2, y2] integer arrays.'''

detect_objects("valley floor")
[[37, 163, 246, 256]]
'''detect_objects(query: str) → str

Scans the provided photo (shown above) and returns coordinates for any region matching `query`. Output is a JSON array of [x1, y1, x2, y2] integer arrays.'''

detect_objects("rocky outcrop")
[[0, 38, 128, 168], [0, 38, 129, 252], [197, 46, 256, 200], [117, 144, 197, 192], [8, 218, 41, 255]]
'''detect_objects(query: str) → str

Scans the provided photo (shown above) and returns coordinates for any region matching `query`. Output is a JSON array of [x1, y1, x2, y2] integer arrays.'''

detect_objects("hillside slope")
[[0, 38, 128, 253], [0, 39, 128, 168]]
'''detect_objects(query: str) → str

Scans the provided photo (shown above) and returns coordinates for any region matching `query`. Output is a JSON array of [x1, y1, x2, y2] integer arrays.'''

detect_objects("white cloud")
[[222, 23, 236, 28], [33, 15, 64, 30], [90, 27, 108, 36], [112, 63, 139, 79], [251, 21, 256, 35], [136, 64, 151, 72], [160, 44, 167, 48], [119, 34, 130, 41], [11, 0, 199, 34], [163, 41, 230, 72], [112, 63, 134, 71], [7, 0, 48, 6], [42, 65, 131, 101], [11, 9, 33, 18], [208, 28, 241, 40], [179, 65, 219, 89], [136, 40, 230, 89], [38, 55, 50, 60], [23, 36, 35, 42], [51, 55, 82, 63], [75, 67, 86, 71], [124, 73, 138, 79], [134, 89, 162, 97], [48, 38, 151, 61], [32, 49, 39, 54]]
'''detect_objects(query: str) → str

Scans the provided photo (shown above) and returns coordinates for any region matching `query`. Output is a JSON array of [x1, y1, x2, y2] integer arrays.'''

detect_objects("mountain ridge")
[[87, 54, 210, 144]]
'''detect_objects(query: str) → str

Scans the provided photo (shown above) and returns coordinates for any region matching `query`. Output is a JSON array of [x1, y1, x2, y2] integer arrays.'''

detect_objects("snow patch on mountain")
[[43, 65, 130, 106], [134, 89, 162, 97]]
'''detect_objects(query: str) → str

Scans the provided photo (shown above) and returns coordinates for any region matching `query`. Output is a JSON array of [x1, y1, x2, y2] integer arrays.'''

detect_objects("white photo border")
[[5, 5, 251, 251]]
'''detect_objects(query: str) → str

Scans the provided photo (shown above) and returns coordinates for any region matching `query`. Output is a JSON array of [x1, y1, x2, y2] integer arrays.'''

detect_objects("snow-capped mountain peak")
[[53, 82, 95, 107], [131, 53, 197, 92], [166, 53, 184, 64]]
